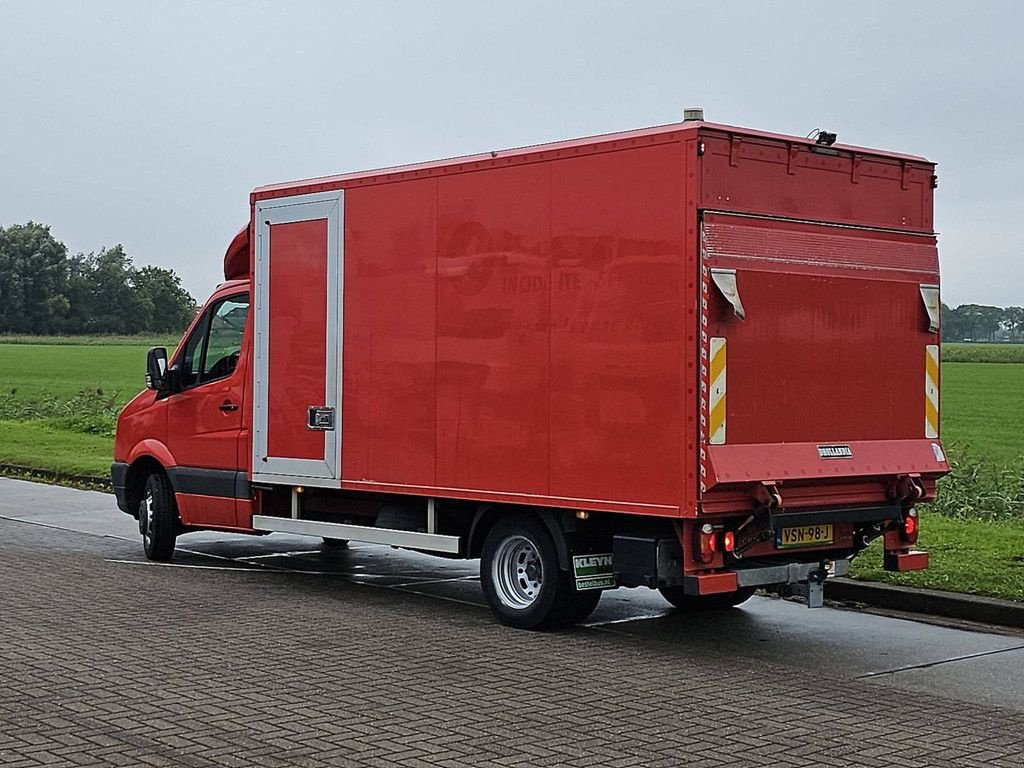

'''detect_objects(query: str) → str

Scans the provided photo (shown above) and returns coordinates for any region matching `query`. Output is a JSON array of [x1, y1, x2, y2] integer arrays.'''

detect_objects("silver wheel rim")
[[492, 535, 543, 610], [143, 490, 155, 544]]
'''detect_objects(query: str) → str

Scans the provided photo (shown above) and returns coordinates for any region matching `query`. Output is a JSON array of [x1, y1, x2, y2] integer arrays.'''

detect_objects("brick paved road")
[[2, 515, 1023, 767]]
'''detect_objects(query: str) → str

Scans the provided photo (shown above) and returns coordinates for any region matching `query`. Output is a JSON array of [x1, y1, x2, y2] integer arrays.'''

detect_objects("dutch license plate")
[[777, 524, 833, 549]]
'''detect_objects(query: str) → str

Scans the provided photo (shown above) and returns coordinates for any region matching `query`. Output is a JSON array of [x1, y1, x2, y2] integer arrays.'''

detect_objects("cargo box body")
[[112, 119, 945, 626], [248, 122, 946, 518]]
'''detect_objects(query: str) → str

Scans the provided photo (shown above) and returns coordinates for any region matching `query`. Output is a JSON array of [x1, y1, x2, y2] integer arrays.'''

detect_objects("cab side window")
[[179, 313, 211, 388], [177, 293, 250, 389]]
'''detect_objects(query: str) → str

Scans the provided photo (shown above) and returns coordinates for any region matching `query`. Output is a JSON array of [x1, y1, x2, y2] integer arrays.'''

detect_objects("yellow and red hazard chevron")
[[925, 344, 939, 439], [709, 337, 727, 445]]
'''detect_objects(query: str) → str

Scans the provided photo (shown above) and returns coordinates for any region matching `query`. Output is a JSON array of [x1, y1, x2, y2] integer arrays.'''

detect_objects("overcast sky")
[[1, 1, 1020, 306]]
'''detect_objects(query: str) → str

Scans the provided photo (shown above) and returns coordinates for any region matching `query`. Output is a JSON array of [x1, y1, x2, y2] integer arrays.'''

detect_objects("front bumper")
[[110, 462, 131, 514]]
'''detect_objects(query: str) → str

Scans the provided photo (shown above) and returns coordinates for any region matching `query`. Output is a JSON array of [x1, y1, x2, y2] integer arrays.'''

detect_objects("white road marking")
[[391, 587, 487, 610], [104, 556, 460, 583], [176, 546, 271, 565], [581, 611, 672, 628], [236, 549, 323, 560], [388, 575, 479, 588], [0, 514, 135, 542], [856, 644, 1024, 678], [105, 559, 271, 572]]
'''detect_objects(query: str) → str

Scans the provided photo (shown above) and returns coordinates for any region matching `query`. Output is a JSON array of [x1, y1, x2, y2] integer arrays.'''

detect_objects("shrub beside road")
[[942, 342, 1024, 364], [0, 337, 1021, 601]]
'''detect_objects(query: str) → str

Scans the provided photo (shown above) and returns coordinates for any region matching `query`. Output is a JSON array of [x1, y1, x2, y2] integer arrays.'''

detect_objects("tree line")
[[2, 220, 1020, 342], [0, 222, 196, 335], [941, 303, 1024, 343]]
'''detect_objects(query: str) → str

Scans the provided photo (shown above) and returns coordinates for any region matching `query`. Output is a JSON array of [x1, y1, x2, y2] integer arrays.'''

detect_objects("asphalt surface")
[[1, 476, 1023, 767]]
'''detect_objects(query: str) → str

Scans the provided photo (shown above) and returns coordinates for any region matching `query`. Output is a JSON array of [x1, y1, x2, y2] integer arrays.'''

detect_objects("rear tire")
[[139, 473, 177, 562], [481, 516, 574, 630], [321, 537, 349, 549], [658, 586, 756, 611]]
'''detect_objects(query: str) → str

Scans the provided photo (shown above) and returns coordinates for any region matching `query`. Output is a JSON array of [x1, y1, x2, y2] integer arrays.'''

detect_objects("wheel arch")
[[124, 455, 171, 519], [467, 504, 571, 571]]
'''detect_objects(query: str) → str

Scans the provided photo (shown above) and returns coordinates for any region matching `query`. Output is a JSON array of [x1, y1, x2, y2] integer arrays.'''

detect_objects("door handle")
[[219, 401, 239, 412]]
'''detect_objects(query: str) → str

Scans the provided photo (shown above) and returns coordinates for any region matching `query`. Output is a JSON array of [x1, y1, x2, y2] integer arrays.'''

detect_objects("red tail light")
[[723, 531, 735, 553], [698, 523, 718, 563], [903, 509, 919, 544]]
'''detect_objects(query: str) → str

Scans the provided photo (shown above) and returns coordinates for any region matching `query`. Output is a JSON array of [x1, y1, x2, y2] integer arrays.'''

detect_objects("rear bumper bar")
[[733, 558, 849, 589], [614, 535, 848, 591], [683, 559, 849, 608]]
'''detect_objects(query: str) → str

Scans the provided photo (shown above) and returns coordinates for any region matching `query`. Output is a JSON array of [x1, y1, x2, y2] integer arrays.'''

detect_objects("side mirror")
[[146, 347, 169, 391]]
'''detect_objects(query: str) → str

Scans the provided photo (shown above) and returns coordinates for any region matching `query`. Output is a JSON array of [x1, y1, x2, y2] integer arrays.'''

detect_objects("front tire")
[[139, 473, 177, 562], [481, 516, 575, 630], [658, 585, 756, 611]]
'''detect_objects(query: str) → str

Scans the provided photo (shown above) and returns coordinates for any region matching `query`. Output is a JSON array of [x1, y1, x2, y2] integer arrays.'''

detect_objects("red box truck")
[[112, 116, 946, 629]]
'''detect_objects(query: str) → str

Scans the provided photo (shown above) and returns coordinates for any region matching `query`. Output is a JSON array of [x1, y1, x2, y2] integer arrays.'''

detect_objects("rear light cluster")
[[697, 524, 736, 564], [697, 523, 717, 563], [902, 508, 919, 544]]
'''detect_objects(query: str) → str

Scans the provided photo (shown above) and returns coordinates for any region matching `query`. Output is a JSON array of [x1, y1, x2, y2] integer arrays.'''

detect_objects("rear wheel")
[[139, 473, 177, 562], [658, 586, 756, 611], [481, 516, 577, 630]]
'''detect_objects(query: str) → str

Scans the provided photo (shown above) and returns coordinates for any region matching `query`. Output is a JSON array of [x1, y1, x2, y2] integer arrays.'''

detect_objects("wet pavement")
[[1, 476, 1023, 766]]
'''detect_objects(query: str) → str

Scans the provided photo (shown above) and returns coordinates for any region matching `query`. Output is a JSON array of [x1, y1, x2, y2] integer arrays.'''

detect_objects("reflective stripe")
[[709, 337, 727, 444], [925, 344, 939, 438]]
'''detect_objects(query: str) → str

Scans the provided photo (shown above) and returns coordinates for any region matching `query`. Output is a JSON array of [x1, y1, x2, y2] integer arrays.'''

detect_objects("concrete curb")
[[827, 577, 1024, 629]]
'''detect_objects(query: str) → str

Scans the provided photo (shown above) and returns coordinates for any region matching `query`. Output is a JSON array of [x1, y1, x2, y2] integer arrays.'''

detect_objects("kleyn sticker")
[[572, 553, 615, 591], [817, 444, 853, 459]]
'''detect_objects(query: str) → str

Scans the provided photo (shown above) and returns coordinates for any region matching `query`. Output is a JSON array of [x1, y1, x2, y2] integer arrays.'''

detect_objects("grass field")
[[1, 338, 1022, 600], [941, 363, 1024, 465], [0, 421, 113, 476], [1, 343, 156, 403], [0, 343, 154, 473]]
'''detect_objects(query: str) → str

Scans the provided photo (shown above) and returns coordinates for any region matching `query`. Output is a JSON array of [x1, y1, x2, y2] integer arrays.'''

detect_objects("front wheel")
[[658, 586, 756, 611], [481, 516, 577, 630], [139, 473, 178, 562]]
